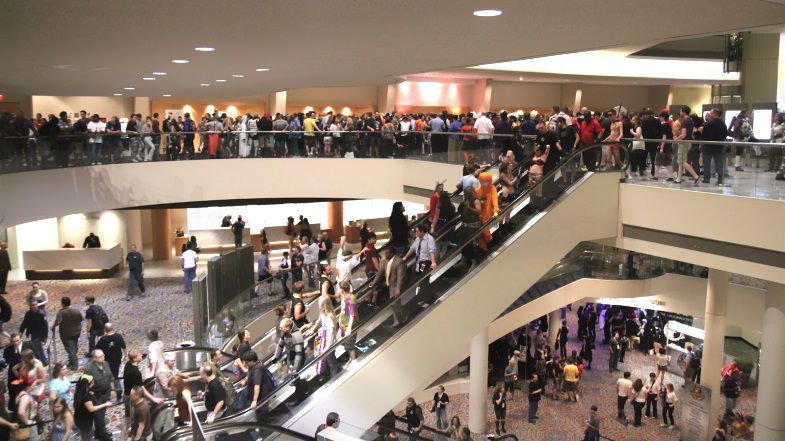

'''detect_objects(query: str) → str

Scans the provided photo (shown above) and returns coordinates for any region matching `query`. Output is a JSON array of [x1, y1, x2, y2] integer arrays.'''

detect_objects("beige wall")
[[672, 86, 712, 114], [57, 211, 128, 252], [286, 85, 378, 115], [32, 95, 134, 119], [0, 159, 462, 229], [150, 99, 267, 120], [580, 84, 651, 112], [489, 81, 562, 113], [0, 95, 32, 116], [742, 33, 779, 104], [648, 85, 673, 112]]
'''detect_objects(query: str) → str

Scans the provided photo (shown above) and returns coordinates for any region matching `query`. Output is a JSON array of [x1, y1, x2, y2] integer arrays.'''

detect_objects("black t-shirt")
[[536, 131, 560, 173], [641, 115, 662, 147], [318, 238, 332, 261], [702, 118, 728, 153], [85, 305, 106, 333], [290, 297, 308, 328], [529, 380, 542, 402], [231, 221, 245, 237], [492, 392, 506, 411], [123, 363, 144, 395], [291, 255, 304, 276], [96, 333, 126, 372], [681, 116, 694, 140], [0, 407, 9, 441], [661, 122, 673, 153], [559, 125, 578, 153], [205, 378, 226, 411], [74, 391, 96, 423], [621, 118, 634, 147]]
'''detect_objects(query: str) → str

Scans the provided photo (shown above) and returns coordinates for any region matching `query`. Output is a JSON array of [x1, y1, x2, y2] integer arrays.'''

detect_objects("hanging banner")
[[680, 383, 712, 441]]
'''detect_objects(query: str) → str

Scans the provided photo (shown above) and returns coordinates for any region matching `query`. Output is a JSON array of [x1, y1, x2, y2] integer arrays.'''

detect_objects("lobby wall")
[[286, 85, 378, 115], [32, 95, 134, 118], [57, 211, 128, 251], [671, 86, 713, 114], [489, 81, 562, 113], [150, 99, 267, 119]]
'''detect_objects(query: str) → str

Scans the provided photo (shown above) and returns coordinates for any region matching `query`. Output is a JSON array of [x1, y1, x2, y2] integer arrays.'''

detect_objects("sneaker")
[[661, 423, 668, 427], [669, 425, 676, 430], [735, 166, 744, 172]]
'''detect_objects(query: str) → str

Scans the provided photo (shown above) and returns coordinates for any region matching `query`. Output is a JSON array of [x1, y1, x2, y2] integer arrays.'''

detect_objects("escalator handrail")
[[159, 422, 313, 441], [167, 143, 617, 433], [218, 155, 517, 366], [242, 143, 628, 418], [392, 415, 451, 437], [376, 423, 441, 441]]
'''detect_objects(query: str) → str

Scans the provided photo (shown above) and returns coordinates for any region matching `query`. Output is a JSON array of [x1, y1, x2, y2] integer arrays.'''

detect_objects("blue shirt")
[[520, 120, 537, 136], [449, 120, 463, 140], [257, 254, 270, 277], [49, 378, 71, 401]]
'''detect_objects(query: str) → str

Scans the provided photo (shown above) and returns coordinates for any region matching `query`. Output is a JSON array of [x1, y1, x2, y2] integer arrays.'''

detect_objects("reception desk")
[[189, 228, 251, 250], [23, 243, 124, 280]]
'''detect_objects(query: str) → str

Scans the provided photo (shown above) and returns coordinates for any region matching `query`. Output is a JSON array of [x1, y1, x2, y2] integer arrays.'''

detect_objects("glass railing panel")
[[232, 144, 627, 427]]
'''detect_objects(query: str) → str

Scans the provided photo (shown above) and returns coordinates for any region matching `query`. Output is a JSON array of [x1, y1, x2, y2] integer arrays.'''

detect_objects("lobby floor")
[[411, 313, 758, 441], [626, 161, 785, 201]]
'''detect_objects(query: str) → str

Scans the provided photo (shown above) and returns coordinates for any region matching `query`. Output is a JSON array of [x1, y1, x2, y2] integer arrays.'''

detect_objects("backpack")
[[183, 119, 193, 133], [91, 305, 109, 331], [0, 296, 11, 322], [220, 376, 238, 412]]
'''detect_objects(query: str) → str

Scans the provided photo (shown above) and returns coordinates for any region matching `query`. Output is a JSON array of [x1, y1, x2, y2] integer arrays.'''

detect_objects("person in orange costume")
[[475, 172, 499, 252]]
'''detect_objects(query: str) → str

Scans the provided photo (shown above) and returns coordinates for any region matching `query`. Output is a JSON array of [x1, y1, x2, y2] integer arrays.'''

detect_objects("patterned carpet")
[[1, 277, 195, 439], [413, 311, 758, 441]]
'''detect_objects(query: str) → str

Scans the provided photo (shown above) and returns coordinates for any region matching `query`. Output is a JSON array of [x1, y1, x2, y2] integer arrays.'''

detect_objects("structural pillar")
[[547, 308, 561, 348], [269, 91, 287, 115], [701, 269, 729, 440], [469, 326, 489, 434], [150, 208, 172, 260], [754, 282, 785, 441], [326, 201, 344, 243]]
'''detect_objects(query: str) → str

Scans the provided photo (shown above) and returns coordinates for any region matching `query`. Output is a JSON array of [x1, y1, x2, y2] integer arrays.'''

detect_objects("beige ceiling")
[[2, 0, 785, 99]]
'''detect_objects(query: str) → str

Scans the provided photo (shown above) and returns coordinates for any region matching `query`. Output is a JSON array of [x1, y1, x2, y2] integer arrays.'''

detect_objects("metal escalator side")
[[275, 143, 626, 432]]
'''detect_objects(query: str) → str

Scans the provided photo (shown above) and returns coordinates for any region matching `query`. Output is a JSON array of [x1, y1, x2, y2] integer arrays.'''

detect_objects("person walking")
[[0, 241, 10, 294], [431, 385, 449, 430], [584, 405, 601, 441], [556, 320, 569, 358], [84, 296, 108, 356], [52, 297, 83, 371], [82, 349, 116, 441], [95, 323, 126, 402], [126, 244, 146, 300], [18, 301, 48, 365], [527, 373, 543, 424], [181, 243, 198, 294], [616, 371, 633, 426]]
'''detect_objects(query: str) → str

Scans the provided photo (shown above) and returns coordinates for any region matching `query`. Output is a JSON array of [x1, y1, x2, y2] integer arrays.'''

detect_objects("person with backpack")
[[84, 296, 108, 356], [239, 351, 275, 417], [731, 109, 752, 172], [182, 112, 195, 159]]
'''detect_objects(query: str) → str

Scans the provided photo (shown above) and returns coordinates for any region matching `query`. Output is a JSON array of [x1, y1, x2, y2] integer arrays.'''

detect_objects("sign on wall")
[[680, 383, 712, 441], [165, 109, 184, 120]]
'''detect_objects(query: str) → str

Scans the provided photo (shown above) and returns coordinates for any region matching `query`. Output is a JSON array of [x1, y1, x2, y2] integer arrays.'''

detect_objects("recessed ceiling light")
[[124, 87, 135, 90], [163, 94, 172, 97], [142, 77, 155, 80], [153, 72, 167, 76], [215, 79, 226, 82], [518, 77, 523, 81], [232, 74, 244, 78], [171, 59, 189, 64], [703, 84, 709, 87], [113, 93, 122, 96], [255, 68, 270, 72], [200, 83, 210, 86], [473, 9, 502, 17], [195, 47, 215, 52], [474, 75, 478, 78]]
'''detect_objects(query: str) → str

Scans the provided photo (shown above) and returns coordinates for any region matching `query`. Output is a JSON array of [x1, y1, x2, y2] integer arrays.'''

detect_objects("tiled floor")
[[626, 162, 785, 201], [412, 312, 758, 441]]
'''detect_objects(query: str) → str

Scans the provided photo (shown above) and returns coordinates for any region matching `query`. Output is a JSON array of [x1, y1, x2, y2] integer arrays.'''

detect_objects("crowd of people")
[[2, 105, 781, 183]]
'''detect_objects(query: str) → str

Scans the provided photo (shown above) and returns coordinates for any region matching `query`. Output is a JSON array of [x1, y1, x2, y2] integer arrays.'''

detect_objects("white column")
[[547, 309, 561, 348], [469, 326, 489, 434], [701, 269, 729, 441], [754, 282, 785, 441]]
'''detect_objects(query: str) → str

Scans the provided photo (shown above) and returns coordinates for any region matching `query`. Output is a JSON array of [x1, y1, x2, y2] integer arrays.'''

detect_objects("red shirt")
[[429, 192, 440, 220], [579, 119, 602, 145]]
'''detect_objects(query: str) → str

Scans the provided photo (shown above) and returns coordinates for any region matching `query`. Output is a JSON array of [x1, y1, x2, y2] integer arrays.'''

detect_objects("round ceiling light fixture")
[[171, 59, 189, 64], [195, 47, 215, 52], [473, 9, 502, 17]]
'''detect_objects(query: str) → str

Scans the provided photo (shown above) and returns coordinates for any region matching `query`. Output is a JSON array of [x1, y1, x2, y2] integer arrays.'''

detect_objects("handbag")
[[15, 427, 30, 441], [555, 340, 560, 350]]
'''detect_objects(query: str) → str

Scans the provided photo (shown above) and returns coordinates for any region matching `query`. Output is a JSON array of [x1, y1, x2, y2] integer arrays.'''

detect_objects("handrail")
[[226, 143, 626, 423], [0, 130, 538, 140], [393, 415, 451, 437], [159, 422, 312, 441], [619, 137, 782, 146]]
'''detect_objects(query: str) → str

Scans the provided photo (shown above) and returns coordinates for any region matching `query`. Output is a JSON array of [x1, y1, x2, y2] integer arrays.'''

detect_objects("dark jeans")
[[88, 329, 104, 356], [31, 338, 48, 366], [617, 396, 628, 420], [62, 335, 79, 370], [609, 352, 618, 371], [632, 400, 644, 426], [93, 397, 112, 440], [127, 271, 145, 299], [183, 266, 196, 293], [630, 149, 648, 174], [645, 393, 659, 418], [619, 345, 627, 363], [280, 271, 291, 297], [0, 269, 7, 293], [702, 150, 724, 184], [663, 402, 675, 425], [234, 235, 242, 247], [527, 399, 539, 422]]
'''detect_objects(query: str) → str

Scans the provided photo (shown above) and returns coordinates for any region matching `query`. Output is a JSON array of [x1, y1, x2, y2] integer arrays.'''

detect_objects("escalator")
[[160, 421, 311, 441], [161, 143, 623, 437]]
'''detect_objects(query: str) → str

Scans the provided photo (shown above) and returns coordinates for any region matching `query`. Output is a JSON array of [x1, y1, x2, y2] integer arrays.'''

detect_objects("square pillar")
[[150, 208, 172, 260]]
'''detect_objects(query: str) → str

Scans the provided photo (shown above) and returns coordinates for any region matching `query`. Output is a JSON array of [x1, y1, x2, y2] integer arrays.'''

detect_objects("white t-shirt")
[[474, 116, 495, 139], [182, 249, 198, 269], [666, 391, 678, 405], [87, 120, 106, 143], [335, 254, 360, 287], [656, 353, 671, 367], [617, 378, 633, 397]]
